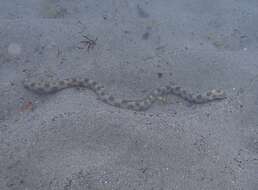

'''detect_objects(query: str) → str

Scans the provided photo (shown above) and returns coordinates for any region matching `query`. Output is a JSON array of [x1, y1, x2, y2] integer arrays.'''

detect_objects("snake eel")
[[23, 77, 226, 111]]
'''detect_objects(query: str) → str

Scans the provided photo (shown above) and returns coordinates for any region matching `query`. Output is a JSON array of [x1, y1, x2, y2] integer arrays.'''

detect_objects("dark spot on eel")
[[44, 83, 50, 88], [37, 87, 44, 92], [196, 95, 202, 99], [108, 96, 114, 101], [121, 100, 128, 104], [59, 81, 65, 86], [206, 91, 212, 96], [157, 73, 163, 78], [30, 82, 36, 88], [50, 86, 58, 92], [127, 104, 134, 109], [135, 102, 140, 107], [92, 81, 97, 86], [165, 85, 171, 90], [78, 81, 84, 86], [175, 86, 181, 91], [114, 102, 121, 107]]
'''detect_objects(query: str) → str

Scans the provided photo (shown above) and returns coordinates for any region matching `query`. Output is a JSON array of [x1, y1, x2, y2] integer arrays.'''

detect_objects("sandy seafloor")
[[0, 0, 258, 189]]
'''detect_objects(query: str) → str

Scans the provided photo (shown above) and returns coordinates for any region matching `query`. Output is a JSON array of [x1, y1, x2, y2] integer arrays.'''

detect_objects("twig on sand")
[[78, 35, 97, 52]]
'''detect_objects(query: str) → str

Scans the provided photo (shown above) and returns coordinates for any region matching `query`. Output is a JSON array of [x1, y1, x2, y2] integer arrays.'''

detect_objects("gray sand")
[[0, 0, 258, 189]]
